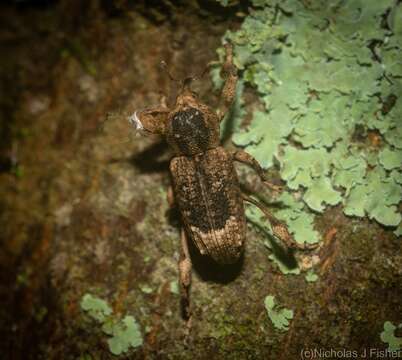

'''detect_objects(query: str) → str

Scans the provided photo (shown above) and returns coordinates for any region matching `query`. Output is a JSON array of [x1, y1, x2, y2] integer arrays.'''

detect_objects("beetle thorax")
[[166, 106, 218, 156]]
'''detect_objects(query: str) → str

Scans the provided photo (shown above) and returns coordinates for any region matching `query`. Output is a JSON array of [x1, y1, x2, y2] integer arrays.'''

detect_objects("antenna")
[[160, 61, 180, 83], [160, 60, 211, 92]]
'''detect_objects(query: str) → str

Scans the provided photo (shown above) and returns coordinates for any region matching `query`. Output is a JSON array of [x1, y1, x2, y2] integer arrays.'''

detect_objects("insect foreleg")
[[218, 43, 238, 122]]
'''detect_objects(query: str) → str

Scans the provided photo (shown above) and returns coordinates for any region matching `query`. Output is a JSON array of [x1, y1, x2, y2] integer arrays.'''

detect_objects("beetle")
[[130, 44, 309, 323]]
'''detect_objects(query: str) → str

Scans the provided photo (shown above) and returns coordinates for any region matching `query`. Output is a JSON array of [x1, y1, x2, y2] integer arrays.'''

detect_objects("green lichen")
[[80, 293, 143, 356], [246, 187, 319, 250], [80, 293, 112, 322], [246, 204, 300, 274], [215, 0, 229, 6], [394, 223, 402, 237], [169, 280, 179, 295], [102, 316, 143, 356], [140, 285, 153, 294], [264, 295, 293, 332], [78, 355, 93, 360], [213, 0, 401, 245], [344, 167, 401, 226], [233, 109, 293, 169], [275, 192, 320, 245], [305, 270, 318, 283], [379, 148, 402, 170], [380, 321, 402, 351], [303, 177, 342, 213], [268, 251, 300, 275]]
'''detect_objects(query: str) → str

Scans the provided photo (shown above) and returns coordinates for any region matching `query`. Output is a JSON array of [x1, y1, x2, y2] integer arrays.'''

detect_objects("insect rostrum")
[[131, 43, 308, 322]]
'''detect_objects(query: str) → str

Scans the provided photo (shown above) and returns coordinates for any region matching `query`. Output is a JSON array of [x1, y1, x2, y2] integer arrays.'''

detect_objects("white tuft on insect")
[[128, 111, 144, 130]]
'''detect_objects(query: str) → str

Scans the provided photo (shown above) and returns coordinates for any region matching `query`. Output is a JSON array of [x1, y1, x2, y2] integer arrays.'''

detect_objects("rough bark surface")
[[0, 2, 401, 359]]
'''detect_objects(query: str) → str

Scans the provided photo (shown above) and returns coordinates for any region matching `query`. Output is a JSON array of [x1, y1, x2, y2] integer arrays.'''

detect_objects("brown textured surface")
[[171, 147, 246, 264], [165, 100, 221, 156]]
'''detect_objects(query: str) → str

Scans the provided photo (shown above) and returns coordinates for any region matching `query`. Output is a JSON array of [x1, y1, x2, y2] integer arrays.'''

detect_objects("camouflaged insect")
[[131, 44, 307, 322]]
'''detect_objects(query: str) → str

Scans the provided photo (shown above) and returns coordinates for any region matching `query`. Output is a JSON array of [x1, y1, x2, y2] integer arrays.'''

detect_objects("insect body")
[[132, 44, 304, 321], [170, 146, 246, 265]]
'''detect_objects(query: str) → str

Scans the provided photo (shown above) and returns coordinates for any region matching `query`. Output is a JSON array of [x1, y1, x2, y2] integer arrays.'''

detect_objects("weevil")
[[130, 44, 309, 322]]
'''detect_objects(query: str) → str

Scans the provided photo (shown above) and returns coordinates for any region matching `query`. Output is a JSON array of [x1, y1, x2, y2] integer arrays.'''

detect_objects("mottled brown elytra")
[[131, 43, 310, 325]]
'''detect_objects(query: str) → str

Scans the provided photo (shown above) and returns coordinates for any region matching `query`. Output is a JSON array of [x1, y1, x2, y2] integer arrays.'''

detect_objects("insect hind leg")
[[242, 194, 316, 250], [179, 228, 192, 326]]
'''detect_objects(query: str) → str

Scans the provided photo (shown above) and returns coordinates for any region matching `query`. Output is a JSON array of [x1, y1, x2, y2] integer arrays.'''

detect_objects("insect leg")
[[167, 186, 192, 323], [232, 150, 282, 192], [179, 228, 192, 323], [242, 194, 315, 250], [218, 43, 238, 122], [167, 185, 175, 208]]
